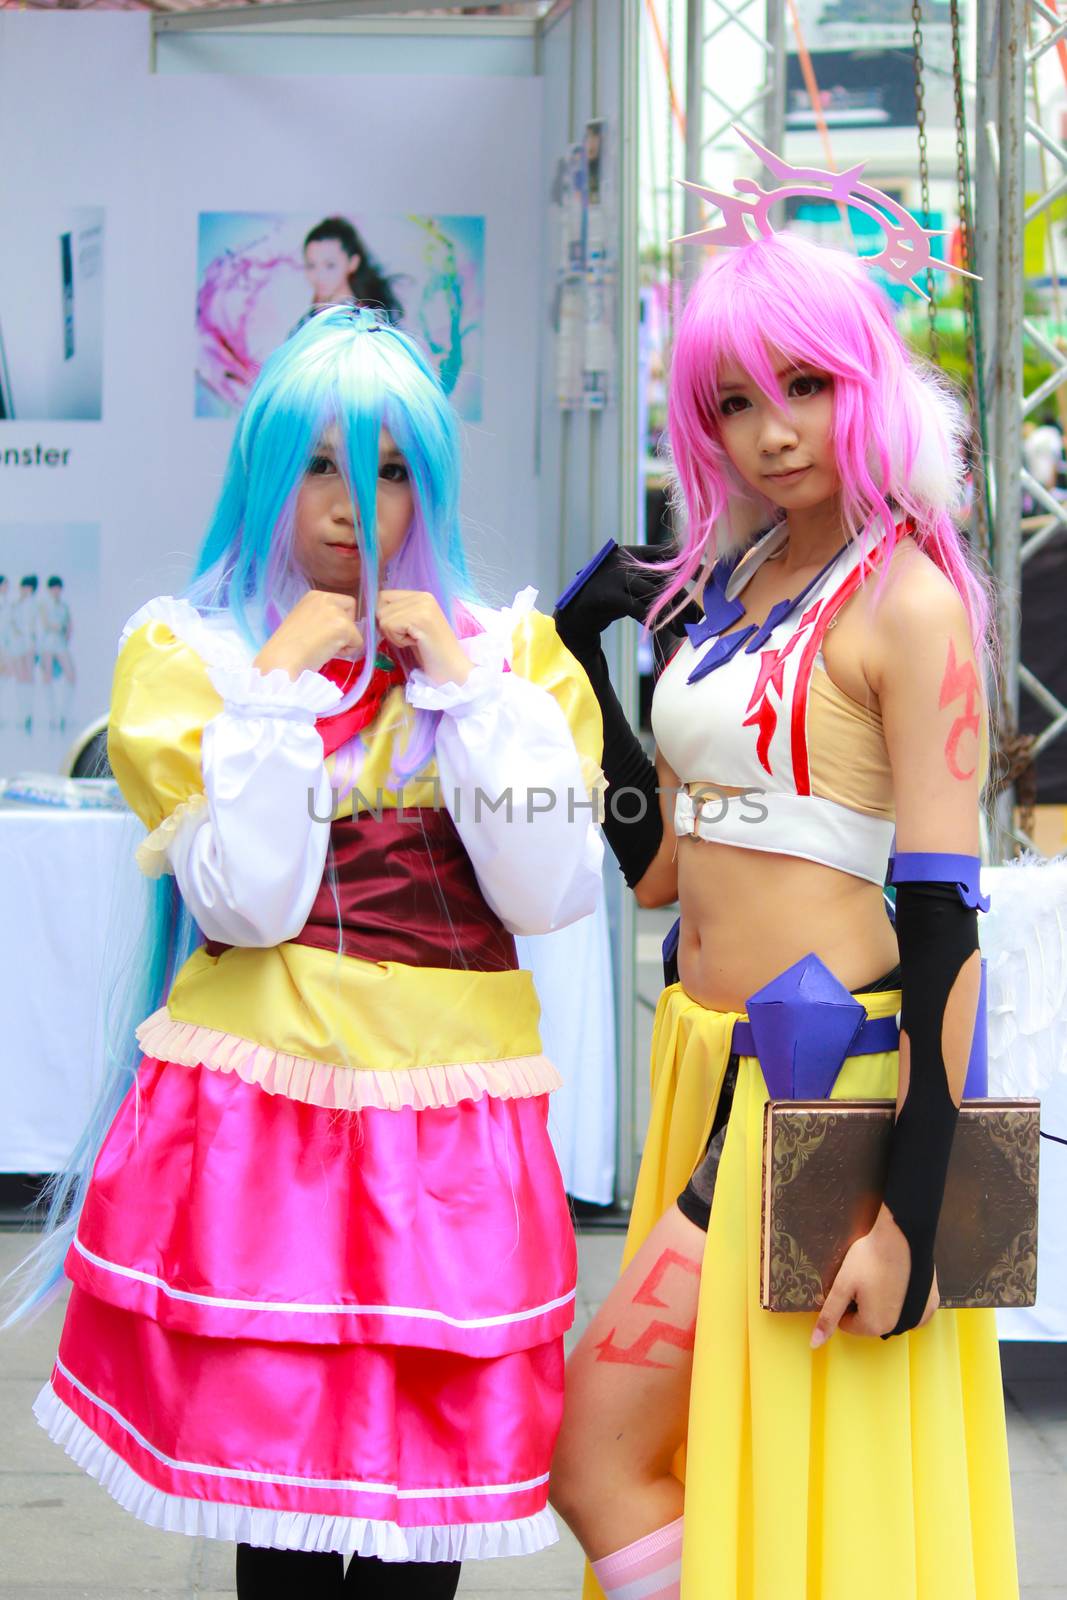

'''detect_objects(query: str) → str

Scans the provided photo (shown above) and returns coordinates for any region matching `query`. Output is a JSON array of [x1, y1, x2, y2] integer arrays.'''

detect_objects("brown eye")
[[720, 395, 748, 417], [379, 461, 410, 483], [307, 454, 337, 477], [790, 375, 827, 399]]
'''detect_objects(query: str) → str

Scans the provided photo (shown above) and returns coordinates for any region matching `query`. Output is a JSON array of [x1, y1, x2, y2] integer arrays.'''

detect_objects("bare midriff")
[[674, 783, 899, 1014]]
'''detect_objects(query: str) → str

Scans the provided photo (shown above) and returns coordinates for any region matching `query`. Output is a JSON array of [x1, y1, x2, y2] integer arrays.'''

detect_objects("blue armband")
[[887, 851, 990, 913]]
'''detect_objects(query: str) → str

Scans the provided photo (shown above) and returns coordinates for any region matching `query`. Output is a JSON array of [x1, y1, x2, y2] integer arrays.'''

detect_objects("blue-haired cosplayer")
[[13, 308, 605, 1598]]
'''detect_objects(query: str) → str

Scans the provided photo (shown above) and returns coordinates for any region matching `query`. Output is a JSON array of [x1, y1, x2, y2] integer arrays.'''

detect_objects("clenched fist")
[[253, 590, 364, 681], [376, 590, 473, 688]]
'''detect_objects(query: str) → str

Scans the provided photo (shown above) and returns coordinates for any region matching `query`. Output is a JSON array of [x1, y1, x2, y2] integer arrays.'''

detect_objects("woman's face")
[[292, 426, 414, 600], [714, 348, 840, 513], [304, 239, 360, 305]]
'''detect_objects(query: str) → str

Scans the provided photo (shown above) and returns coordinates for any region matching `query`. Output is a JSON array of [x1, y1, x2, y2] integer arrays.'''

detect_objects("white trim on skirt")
[[71, 1235, 577, 1329], [33, 1383, 560, 1562]]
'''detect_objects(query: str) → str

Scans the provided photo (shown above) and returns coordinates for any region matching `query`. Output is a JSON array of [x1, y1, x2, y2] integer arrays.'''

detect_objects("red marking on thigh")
[[593, 1250, 701, 1367], [632, 1247, 701, 1309], [594, 1317, 697, 1369]]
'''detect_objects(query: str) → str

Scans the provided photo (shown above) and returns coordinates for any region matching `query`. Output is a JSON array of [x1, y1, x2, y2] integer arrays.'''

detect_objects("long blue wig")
[[190, 304, 476, 778], [6, 307, 480, 1322]]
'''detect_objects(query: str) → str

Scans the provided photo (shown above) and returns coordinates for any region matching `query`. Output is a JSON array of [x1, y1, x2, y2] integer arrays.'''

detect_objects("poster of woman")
[[195, 211, 485, 421]]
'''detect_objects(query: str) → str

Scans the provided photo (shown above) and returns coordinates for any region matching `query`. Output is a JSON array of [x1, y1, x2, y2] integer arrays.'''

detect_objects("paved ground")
[[1, 1228, 1065, 1597]]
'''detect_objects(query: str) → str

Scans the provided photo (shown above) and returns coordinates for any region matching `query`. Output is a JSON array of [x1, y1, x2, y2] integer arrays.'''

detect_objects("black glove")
[[881, 878, 981, 1335], [554, 542, 699, 889], [554, 540, 699, 657]]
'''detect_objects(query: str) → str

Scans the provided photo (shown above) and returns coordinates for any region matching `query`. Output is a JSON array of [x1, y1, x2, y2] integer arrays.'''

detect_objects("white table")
[[983, 862, 1067, 1341], [996, 1061, 1067, 1341], [0, 803, 145, 1172]]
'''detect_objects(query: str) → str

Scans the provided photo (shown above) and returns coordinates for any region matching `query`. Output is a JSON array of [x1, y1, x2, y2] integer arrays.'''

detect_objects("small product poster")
[[195, 212, 486, 422], [0, 208, 105, 422], [552, 123, 616, 412], [554, 144, 587, 410], [582, 118, 615, 412], [0, 523, 100, 777]]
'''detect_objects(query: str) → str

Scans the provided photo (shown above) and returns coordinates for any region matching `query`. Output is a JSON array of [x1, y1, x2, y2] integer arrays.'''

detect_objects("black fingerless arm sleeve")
[[585, 648, 663, 887], [881, 852, 989, 1337], [554, 541, 697, 890]]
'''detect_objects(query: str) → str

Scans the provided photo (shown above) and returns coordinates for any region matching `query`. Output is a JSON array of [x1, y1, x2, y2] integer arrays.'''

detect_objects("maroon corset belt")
[[205, 809, 517, 972]]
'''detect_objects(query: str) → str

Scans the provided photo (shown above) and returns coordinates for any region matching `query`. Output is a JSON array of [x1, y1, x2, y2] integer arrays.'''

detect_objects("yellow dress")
[[584, 981, 1019, 1600]]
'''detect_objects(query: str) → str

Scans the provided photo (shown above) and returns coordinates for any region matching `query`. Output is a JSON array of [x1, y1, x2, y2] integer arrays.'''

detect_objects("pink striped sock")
[[591, 1515, 684, 1600]]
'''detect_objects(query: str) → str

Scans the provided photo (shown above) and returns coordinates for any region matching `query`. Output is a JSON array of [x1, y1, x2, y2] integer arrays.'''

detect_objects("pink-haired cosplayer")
[[552, 233, 1018, 1600]]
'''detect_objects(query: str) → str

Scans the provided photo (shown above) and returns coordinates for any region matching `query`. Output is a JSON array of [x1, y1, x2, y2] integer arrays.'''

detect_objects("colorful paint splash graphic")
[[195, 213, 485, 421], [196, 238, 303, 412]]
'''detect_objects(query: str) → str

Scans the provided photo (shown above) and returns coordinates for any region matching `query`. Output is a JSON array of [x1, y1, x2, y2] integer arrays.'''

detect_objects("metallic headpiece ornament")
[[311, 302, 384, 332], [674, 126, 978, 299], [338, 303, 384, 331]]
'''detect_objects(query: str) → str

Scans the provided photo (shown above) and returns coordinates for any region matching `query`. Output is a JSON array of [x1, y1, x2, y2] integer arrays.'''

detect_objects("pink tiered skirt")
[[35, 1056, 577, 1560]]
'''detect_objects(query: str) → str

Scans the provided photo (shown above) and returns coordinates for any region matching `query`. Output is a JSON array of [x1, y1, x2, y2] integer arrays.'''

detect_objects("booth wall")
[[0, 13, 543, 774]]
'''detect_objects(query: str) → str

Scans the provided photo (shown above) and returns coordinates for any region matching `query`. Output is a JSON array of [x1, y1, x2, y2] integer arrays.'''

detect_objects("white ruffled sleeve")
[[165, 661, 342, 948], [406, 595, 604, 936]]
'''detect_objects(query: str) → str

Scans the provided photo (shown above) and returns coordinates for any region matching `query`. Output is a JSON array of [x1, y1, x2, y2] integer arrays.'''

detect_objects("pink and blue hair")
[[649, 233, 991, 663], [189, 304, 477, 780]]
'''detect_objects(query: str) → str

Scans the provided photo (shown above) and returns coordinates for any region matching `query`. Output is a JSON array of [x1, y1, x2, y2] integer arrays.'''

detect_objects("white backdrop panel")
[[0, 806, 146, 1171], [0, 14, 544, 771]]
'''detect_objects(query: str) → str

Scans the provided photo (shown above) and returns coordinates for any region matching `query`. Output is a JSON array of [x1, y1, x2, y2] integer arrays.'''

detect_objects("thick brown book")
[[760, 1099, 1040, 1312]]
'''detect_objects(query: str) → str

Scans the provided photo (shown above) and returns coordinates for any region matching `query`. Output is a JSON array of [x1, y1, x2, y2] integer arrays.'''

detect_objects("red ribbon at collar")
[[313, 605, 493, 759], [315, 656, 407, 758]]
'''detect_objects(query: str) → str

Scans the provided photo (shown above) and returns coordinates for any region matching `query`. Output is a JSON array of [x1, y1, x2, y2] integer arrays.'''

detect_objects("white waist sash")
[[673, 788, 894, 888]]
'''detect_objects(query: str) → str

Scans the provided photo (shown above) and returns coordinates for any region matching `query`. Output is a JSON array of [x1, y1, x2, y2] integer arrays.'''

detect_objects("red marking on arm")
[[938, 639, 980, 781]]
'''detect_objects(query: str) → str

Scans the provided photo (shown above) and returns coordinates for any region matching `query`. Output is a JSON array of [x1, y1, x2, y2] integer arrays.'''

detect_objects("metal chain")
[[911, 0, 939, 361], [948, 0, 992, 567]]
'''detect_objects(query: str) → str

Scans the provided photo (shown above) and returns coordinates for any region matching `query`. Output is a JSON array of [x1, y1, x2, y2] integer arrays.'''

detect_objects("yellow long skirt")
[[583, 982, 1019, 1600]]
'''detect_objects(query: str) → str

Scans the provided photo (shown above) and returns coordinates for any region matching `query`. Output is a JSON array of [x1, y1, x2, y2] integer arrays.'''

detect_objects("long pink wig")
[[650, 233, 991, 660]]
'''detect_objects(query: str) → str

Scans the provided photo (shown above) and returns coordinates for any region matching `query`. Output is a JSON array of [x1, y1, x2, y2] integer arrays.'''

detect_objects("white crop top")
[[651, 524, 897, 886]]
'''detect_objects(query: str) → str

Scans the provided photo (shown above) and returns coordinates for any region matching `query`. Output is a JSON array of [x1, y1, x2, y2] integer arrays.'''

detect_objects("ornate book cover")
[[761, 1099, 1040, 1312]]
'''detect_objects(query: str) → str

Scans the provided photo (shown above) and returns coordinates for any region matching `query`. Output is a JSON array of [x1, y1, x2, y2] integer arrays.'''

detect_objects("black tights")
[[235, 1545, 461, 1598]]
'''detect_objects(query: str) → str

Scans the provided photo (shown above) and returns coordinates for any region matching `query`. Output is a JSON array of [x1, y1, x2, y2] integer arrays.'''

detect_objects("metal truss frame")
[[977, 0, 1067, 851], [683, 0, 785, 239]]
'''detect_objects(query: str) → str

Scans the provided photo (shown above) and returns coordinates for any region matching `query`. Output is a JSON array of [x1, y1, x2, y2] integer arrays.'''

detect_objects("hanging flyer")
[[555, 142, 587, 409], [582, 119, 615, 410]]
